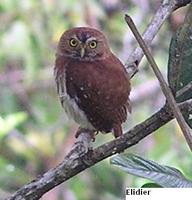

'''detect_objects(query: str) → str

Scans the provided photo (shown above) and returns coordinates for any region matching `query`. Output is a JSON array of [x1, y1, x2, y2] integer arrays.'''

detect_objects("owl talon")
[[75, 128, 96, 142], [113, 124, 123, 138], [74, 141, 91, 157]]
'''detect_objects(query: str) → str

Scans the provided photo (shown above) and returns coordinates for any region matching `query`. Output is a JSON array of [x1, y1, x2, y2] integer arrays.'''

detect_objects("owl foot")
[[72, 140, 92, 158], [75, 128, 96, 142], [72, 128, 95, 157]]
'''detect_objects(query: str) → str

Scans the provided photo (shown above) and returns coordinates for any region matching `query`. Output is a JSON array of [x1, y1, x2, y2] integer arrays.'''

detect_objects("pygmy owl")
[[54, 27, 131, 139]]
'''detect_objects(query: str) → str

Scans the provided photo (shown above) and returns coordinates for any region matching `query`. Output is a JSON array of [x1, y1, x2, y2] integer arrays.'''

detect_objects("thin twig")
[[176, 81, 192, 97], [125, 0, 191, 77], [124, 14, 192, 151]]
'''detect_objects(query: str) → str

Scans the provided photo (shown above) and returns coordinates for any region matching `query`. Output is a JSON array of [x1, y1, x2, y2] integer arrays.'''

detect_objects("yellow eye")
[[69, 38, 78, 47], [89, 40, 97, 49]]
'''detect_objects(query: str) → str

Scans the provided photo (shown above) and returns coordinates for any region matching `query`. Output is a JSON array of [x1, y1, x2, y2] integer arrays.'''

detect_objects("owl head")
[[56, 27, 111, 61]]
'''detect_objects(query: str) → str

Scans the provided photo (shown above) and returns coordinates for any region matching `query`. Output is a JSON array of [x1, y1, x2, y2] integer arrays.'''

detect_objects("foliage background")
[[0, 0, 191, 199]]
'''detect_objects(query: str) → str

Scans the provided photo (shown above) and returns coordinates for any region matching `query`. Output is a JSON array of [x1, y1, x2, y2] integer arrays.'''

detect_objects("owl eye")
[[69, 38, 78, 47], [89, 40, 97, 49]]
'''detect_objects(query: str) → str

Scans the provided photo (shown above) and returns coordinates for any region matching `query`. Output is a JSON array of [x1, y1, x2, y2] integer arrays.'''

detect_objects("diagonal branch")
[[7, 98, 192, 199], [124, 13, 192, 150], [126, 0, 191, 77]]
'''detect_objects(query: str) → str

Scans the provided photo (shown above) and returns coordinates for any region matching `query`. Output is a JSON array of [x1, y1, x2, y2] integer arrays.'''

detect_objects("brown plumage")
[[54, 27, 131, 139]]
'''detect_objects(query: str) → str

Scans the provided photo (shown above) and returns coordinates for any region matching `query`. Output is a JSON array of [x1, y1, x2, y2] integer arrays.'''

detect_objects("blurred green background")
[[0, 0, 191, 199]]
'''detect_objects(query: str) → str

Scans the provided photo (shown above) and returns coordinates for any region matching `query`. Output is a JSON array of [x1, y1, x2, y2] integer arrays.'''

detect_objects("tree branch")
[[7, 98, 192, 200], [125, 0, 191, 77]]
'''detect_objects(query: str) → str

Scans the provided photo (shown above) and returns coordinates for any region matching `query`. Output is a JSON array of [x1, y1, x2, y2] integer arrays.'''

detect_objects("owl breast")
[[55, 27, 131, 138], [55, 66, 95, 130], [55, 51, 131, 136]]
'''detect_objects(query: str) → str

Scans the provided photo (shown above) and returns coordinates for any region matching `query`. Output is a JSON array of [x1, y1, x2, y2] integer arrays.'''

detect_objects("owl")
[[54, 27, 131, 139]]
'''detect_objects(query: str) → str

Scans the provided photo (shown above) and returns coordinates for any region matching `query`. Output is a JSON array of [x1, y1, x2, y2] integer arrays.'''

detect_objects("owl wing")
[[65, 54, 131, 133]]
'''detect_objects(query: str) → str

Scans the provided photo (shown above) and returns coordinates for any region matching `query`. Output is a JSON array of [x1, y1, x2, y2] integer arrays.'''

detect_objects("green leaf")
[[167, 5, 192, 127], [110, 154, 192, 188], [141, 183, 162, 188], [0, 112, 27, 139]]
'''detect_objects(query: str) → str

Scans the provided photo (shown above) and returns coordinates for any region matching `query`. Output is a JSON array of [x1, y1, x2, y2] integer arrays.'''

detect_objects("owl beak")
[[80, 47, 85, 58]]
